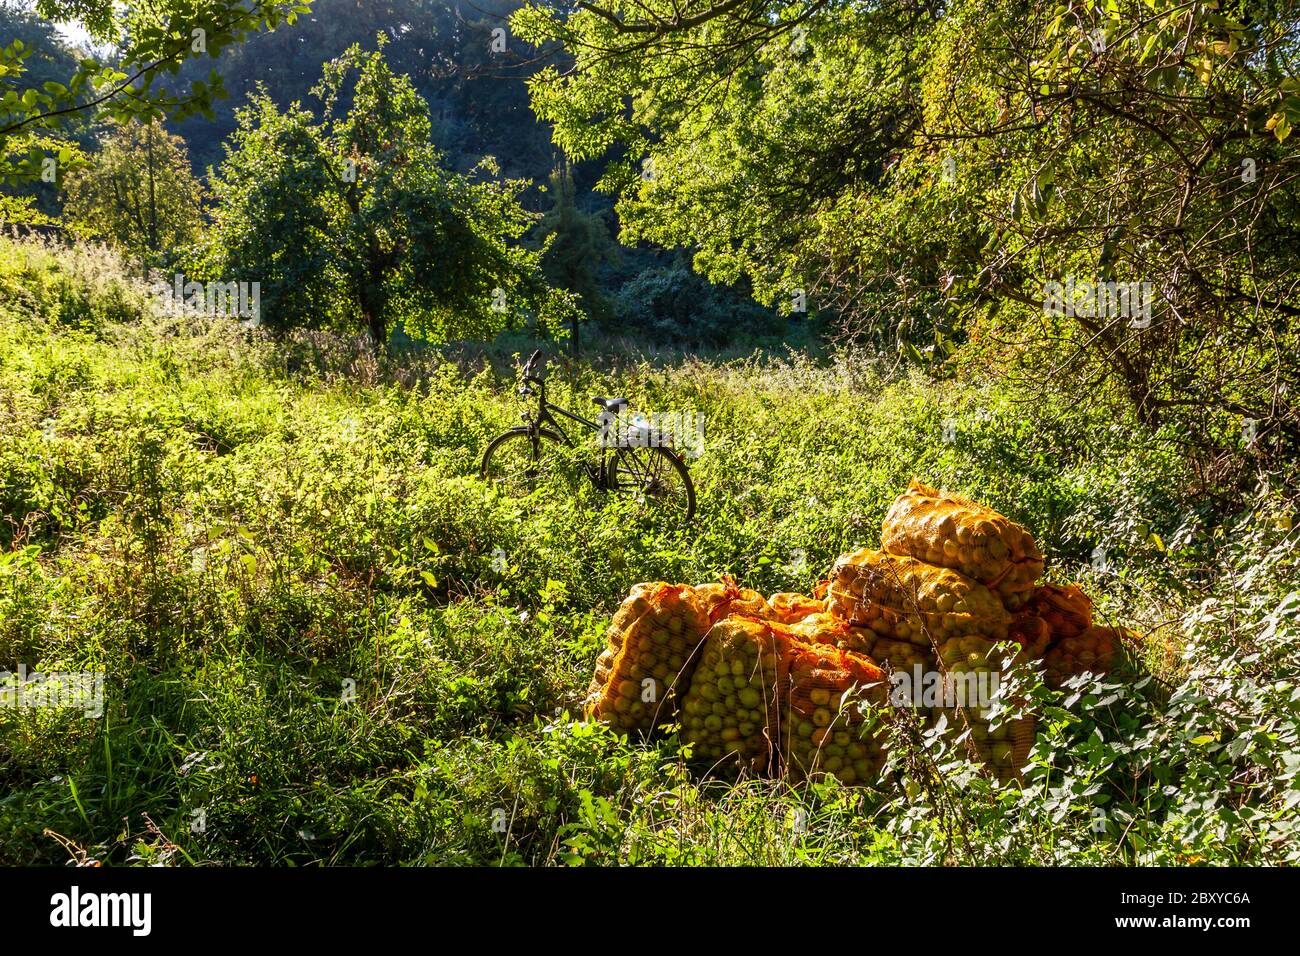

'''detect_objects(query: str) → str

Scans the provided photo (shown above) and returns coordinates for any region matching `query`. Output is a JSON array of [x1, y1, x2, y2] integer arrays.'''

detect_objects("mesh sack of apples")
[[930, 705, 1037, 783], [680, 615, 792, 774], [782, 607, 940, 693], [931, 633, 1037, 781], [826, 547, 1013, 644], [681, 614, 894, 784], [1042, 625, 1147, 688], [583, 582, 711, 735], [882, 479, 1045, 611], [820, 624, 937, 678], [780, 639, 890, 785], [1023, 582, 1093, 642], [818, 485, 1055, 781], [768, 592, 827, 625], [584, 580, 774, 735], [585, 480, 1143, 787]]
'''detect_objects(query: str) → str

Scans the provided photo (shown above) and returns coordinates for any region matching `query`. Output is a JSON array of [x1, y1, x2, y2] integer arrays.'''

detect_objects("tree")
[[196, 38, 576, 347], [514, 0, 1300, 461], [613, 256, 783, 347], [163, 0, 564, 182], [1, 0, 309, 191], [534, 160, 614, 351], [62, 120, 205, 274], [0, 2, 87, 223]]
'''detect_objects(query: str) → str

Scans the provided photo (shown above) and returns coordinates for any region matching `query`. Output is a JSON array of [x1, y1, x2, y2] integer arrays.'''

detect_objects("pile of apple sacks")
[[585, 480, 1138, 784]]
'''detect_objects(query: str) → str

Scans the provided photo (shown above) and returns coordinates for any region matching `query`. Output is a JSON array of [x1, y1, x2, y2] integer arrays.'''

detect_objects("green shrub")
[[0, 235, 150, 332]]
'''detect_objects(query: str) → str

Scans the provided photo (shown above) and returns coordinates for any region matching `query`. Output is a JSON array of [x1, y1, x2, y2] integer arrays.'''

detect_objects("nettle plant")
[[1023, 520, 1298, 864]]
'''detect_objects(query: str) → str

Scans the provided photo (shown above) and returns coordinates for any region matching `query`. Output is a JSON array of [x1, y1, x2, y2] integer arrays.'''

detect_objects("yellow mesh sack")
[[786, 611, 853, 647], [584, 582, 710, 734], [783, 616, 934, 708], [841, 630, 936, 675], [933, 620, 1046, 724], [928, 668, 1037, 784], [826, 548, 1011, 644], [1023, 582, 1093, 645], [931, 710, 1036, 784], [934, 637, 1004, 710], [928, 614, 1047, 674], [1007, 612, 1052, 661], [1043, 624, 1139, 688], [768, 592, 826, 625], [783, 612, 892, 657], [881, 479, 1044, 611], [680, 614, 792, 774], [867, 636, 936, 677], [781, 640, 890, 785], [697, 579, 774, 622], [585, 579, 776, 735], [932, 630, 1040, 782]]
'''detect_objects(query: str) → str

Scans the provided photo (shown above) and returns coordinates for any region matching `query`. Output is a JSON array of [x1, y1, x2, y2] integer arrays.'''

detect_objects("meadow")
[[1, 237, 1297, 865]]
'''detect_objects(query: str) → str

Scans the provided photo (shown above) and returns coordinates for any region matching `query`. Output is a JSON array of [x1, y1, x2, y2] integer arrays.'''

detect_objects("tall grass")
[[1, 236, 1296, 865]]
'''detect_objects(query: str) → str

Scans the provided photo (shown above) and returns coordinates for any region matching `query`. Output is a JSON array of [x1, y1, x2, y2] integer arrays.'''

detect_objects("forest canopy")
[[2, 0, 1296, 444], [516, 0, 1300, 452]]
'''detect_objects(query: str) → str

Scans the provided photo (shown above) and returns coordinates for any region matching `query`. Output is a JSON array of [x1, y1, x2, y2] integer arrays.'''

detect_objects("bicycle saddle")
[[592, 396, 629, 411]]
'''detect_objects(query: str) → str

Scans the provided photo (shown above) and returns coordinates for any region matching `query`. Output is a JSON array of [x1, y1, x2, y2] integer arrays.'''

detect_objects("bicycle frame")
[[518, 375, 614, 488], [524, 378, 596, 443]]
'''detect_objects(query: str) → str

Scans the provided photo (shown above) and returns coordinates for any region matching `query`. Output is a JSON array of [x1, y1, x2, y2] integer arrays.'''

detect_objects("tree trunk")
[[365, 313, 386, 350], [146, 123, 158, 264], [360, 287, 386, 352], [358, 232, 388, 351]]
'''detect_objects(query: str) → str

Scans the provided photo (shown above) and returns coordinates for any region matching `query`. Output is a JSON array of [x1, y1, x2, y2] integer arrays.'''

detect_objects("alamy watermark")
[[1, 664, 104, 718], [1043, 277, 1154, 328], [161, 274, 261, 324], [597, 409, 706, 460], [889, 665, 1002, 709], [50, 886, 150, 936]]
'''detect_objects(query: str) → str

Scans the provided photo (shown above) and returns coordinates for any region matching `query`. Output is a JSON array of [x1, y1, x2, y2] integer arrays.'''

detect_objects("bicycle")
[[479, 350, 697, 524]]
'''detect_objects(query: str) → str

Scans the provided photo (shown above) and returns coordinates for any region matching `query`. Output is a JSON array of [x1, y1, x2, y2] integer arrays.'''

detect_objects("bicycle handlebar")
[[522, 349, 545, 383]]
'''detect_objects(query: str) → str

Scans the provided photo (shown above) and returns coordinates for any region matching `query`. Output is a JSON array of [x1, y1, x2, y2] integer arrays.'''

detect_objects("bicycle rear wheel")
[[606, 445, 696, 525]]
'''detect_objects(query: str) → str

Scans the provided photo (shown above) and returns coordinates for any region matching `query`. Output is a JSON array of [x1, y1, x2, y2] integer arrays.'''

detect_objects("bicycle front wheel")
[[480, 427, 566, 496], [606, 446, 696, 525]]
